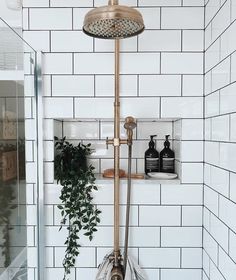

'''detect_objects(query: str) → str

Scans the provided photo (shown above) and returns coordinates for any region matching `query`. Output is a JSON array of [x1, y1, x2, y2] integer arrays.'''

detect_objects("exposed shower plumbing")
[[83, 0, 145, 279], [124, 116, 137, 145]]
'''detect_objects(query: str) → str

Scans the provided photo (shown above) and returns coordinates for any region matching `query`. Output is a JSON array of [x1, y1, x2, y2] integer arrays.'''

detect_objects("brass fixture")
[[123, 116, 136, 275], [111, 39, 123, 269], [124, 116, 137, 145], [111, 266, 124, 280], [83, 0, 145, 278], [83, 0, 144, 39], [104, 41, 138, 274]]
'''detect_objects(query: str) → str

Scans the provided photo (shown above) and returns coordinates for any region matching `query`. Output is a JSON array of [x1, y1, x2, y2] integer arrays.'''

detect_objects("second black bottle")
[[145, 135, 159, 174], [160, 135, 175, 173]]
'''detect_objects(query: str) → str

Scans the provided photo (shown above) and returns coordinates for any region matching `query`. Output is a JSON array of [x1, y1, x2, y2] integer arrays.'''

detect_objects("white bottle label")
[[146, 157, 159, 170], [162, 158, 174, 171]]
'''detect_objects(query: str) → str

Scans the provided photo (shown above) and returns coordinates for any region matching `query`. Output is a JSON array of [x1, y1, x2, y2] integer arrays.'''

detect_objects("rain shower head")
[[83, 1, 145, 39]]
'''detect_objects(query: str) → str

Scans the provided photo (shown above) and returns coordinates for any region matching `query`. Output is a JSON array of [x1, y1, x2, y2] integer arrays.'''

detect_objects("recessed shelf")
[[55, 176, 181, 187], [95, 174, 181, 185], [53, 118, 183, 184], [54, 117, 181, 122]]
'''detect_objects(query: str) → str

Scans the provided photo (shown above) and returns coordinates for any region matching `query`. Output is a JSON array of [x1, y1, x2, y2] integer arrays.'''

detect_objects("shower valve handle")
[[106, 137, 114, 149], [106, 137, 128, 149], [106, 137, 109, 149]]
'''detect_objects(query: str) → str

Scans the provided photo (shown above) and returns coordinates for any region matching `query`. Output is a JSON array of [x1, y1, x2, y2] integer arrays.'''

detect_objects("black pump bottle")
[[145, 135, 159, 174], [160, 135, 175, 173]]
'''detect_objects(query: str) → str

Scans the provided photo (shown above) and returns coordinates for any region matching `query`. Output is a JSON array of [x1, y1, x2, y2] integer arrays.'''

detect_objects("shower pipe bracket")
[[109, 253, 123, 262], [106, 137, 128, 148]]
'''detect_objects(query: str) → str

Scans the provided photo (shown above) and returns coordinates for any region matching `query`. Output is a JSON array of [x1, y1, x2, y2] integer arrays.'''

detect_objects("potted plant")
[[54, 137, 101, 279]]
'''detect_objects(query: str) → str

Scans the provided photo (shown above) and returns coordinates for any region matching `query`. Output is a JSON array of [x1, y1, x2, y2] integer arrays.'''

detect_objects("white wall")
[[22, 1, 205, 279], [0, 1, 21, 28], [203, 0, 236, 280]]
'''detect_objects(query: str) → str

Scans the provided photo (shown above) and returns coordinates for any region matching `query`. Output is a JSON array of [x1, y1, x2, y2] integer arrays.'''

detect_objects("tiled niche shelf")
[[94, 174, 181, 185], [50, 118, 187, 185]]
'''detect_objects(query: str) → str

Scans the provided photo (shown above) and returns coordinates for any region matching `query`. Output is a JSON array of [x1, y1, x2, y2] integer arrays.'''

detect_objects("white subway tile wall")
[[23, 1, 205, 280], [204, 1, 236, 280], [23, 53, 39, 279]]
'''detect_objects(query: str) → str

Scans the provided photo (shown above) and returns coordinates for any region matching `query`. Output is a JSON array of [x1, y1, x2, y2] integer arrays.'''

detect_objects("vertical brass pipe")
[[109, 0, 118, 5], [114, 38, 120, 266]]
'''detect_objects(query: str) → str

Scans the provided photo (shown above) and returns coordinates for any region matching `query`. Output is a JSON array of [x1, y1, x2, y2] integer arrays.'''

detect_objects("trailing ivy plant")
[[0, 182, 16, 268], [0, 144, 17, 268], [54, 137, 101, 279]]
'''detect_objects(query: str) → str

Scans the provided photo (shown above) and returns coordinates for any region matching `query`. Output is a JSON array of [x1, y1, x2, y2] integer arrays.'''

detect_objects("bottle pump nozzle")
[[150, 135, 157, 141], [164, 135, 170, 148], [149, 135, 157, 149]]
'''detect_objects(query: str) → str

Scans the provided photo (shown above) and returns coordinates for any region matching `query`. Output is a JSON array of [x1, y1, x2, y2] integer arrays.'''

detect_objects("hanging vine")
[[0, 182, 16, 268], [0, 144, 17, 268], [54, 137, 101, 279]]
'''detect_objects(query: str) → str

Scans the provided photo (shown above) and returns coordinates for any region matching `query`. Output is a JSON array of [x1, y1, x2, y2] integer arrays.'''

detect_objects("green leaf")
[[55, 137, 101, 279]]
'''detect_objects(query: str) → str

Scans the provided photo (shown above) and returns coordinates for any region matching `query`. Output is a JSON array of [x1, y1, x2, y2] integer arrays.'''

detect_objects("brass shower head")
[[83, 1, 145, 39]]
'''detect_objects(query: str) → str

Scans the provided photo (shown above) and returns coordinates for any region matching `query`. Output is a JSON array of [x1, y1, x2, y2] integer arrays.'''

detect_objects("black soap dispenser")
[[160, 135, 175, 173], [145, 135, 159, 175]]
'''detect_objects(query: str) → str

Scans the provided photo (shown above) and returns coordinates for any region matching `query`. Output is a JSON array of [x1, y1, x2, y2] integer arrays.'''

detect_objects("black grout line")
[[205, 17, 236, 53], [72, 7, 74, 30], [26, 28, 206, 32], [205, 161, 236, 176], [203, 248, 227, 280], [29, 73, 204, 76], [42, 95, 204, 99], [49, 30, 52, 53], [205, 0, 229, 30], [230, 52, 232, 84], [35, 50, 205, 54], [180, 206, 183, 226], [137, 74, 140, 97], [72, 52, 74, 75], [180, 247, 182, 268], [203, 225, 236, 269], [50, 74, 53, 96], [160, 7, 162, 29], [205, 79, 236, 98], [228, 228, 230, 255], [205, 49, 236, 76], [204, 196, 236, 235], [28, 8, 30, 31], [23, 5, 206, 9]]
